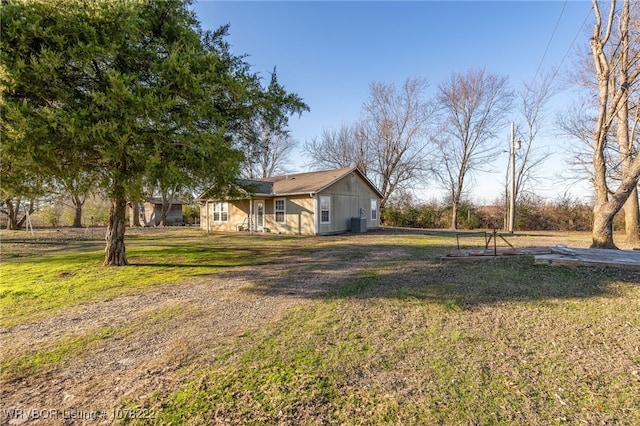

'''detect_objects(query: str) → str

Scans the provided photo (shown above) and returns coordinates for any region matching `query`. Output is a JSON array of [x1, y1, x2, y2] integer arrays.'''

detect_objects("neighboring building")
[[199, 167, 383, 235], [131, 198, 185, 227]]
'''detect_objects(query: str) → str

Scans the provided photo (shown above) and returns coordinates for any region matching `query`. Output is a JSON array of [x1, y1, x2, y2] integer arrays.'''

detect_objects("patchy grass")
[[2, 228, 639, 425], [1, 325, 121, 380], [0, 230, 280, 327], [0, 304, 186, 381], [142, 241, 639, 425], [149, 277, 640, 425]]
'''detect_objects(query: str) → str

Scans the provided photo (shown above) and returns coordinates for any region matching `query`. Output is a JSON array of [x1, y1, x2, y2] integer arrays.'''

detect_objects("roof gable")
[[199, 167, 383, 200], [261, 167, 354, 195]]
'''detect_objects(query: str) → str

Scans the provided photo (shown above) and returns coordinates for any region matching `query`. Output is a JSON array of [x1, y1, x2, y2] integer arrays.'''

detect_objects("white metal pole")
[[205, 200, 209, 232], [509, 121, 516, 234]]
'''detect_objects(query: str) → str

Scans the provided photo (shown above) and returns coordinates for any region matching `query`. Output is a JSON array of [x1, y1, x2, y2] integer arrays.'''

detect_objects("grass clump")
[[1, 325, 119, 380]]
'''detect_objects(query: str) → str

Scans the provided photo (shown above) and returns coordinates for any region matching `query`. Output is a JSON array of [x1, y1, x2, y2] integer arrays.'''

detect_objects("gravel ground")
[[1, 235, 400, 425]]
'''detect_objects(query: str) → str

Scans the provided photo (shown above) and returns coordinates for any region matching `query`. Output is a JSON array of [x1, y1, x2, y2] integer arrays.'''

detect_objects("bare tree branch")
[[435, 68, 514, 229]]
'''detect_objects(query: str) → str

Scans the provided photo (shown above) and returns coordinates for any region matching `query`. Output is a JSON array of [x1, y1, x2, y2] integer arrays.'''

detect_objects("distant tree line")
[[382, 194, 615, 233]]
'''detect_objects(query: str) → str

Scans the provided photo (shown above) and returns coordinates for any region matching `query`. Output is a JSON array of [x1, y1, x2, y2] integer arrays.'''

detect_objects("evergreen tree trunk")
[[72, 193, 84, 228], [104, 196, 128, 266]]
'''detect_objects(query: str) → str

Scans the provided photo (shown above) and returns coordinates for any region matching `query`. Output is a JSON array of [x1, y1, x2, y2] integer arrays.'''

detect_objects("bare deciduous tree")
[[436, 68, 514, 229], [615, 1, 640, 245], [244, 128, 298, 178], [304, 77, 436, 209], [303, 123, 370, 174], [502, 72, 557, 229], [560, 47, 640, 245], [556, 99, 596, 184], [513, 73, 557, 201], [362, 77, 437, 208], [588, 0, 640, 249]]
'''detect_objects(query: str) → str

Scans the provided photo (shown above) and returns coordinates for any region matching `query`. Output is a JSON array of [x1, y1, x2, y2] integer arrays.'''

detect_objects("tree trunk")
[[5, 200, 20, 230], [16, 202, 31, 229], [104, 197, 128, 266], [589, 0, 640, 248], [624, 188, 640, 245], [159, 200, 171, 227], [130, 202, 141, 227], [614, 2, 639, 247], [71, 196, 82, 228], [450, 200, 458, 230], [73, 205, 82, 227], [4, 199, 33, 230], [591, 201, 618, 249]]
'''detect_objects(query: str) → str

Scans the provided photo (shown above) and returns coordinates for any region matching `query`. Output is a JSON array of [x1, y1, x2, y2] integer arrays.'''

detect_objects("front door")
[[255, 202, 264, 230]]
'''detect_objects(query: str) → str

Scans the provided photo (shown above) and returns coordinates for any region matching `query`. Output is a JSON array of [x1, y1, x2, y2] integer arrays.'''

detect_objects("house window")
[[320, 196, 330, 224], [371, 199, 378, 221], [275, 199, 286, 223], [212, 202, 228, 222]]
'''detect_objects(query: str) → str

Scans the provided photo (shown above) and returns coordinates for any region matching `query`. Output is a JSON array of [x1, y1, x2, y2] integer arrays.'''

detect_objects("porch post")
[[249, 197, 253, 235], [205, 200, 209, 232]]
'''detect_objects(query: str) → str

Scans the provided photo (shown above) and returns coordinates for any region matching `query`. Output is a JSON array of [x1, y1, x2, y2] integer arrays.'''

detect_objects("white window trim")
[[212, 202, 228, 223], [320, 195, 331, 224], [275, 198, 286, 224], [371, 199, 378, 221]]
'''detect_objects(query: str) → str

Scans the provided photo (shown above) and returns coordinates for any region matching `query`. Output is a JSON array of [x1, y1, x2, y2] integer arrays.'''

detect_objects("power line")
[[533, 0, 568, 83], [532, 1, 593, 85], [552, 4, 594, 83]]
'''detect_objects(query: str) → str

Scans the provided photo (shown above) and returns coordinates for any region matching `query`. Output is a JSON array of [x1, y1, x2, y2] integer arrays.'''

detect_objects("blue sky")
[[192, 1, 595, 203]]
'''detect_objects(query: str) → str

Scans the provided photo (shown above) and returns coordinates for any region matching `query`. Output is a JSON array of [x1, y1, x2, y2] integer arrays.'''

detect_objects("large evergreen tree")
[[1, 0, 298, 264]]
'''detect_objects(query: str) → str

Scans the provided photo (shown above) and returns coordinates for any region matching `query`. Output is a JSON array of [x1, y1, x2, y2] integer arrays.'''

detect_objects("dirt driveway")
[[2, 232, 412, 425]]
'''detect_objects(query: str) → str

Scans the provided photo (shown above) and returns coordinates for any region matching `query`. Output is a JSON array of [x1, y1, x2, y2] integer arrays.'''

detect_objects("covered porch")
[[233, 197, 270, 233]]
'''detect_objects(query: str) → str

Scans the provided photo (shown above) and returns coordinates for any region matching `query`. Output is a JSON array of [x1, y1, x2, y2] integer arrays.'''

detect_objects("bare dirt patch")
[[1, 231, 398, 425]]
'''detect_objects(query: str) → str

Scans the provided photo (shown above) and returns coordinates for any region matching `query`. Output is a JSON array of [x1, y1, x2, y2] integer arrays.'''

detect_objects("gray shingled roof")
[[200, 167, 383, 200], [255, 167, 357, 195]]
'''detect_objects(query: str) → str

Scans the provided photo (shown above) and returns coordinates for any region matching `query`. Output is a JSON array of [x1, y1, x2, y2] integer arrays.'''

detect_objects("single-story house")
[[199, 167, 383, 235], [131, 198, 185, 226]]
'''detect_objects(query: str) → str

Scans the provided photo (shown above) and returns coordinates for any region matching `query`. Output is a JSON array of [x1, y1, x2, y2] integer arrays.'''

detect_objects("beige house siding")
[[199, 168, 382, 236], [317, 171, 380, 235], [202, 200, 250, 232], [201, 197, 316, 235], [265, 197, 316, 235]]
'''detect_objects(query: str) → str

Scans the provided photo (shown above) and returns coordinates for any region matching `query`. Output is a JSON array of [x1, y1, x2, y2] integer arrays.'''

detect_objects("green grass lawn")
[[0, 229, 273, 327], [2, 228, 639, 425]]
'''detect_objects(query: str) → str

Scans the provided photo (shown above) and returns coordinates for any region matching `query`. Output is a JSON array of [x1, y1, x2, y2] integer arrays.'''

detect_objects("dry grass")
[[1, 227, 639, 425]]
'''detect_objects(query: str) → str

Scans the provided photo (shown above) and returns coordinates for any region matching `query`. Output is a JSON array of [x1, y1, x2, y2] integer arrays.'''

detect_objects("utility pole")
[[508, 121, 520, 234]]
